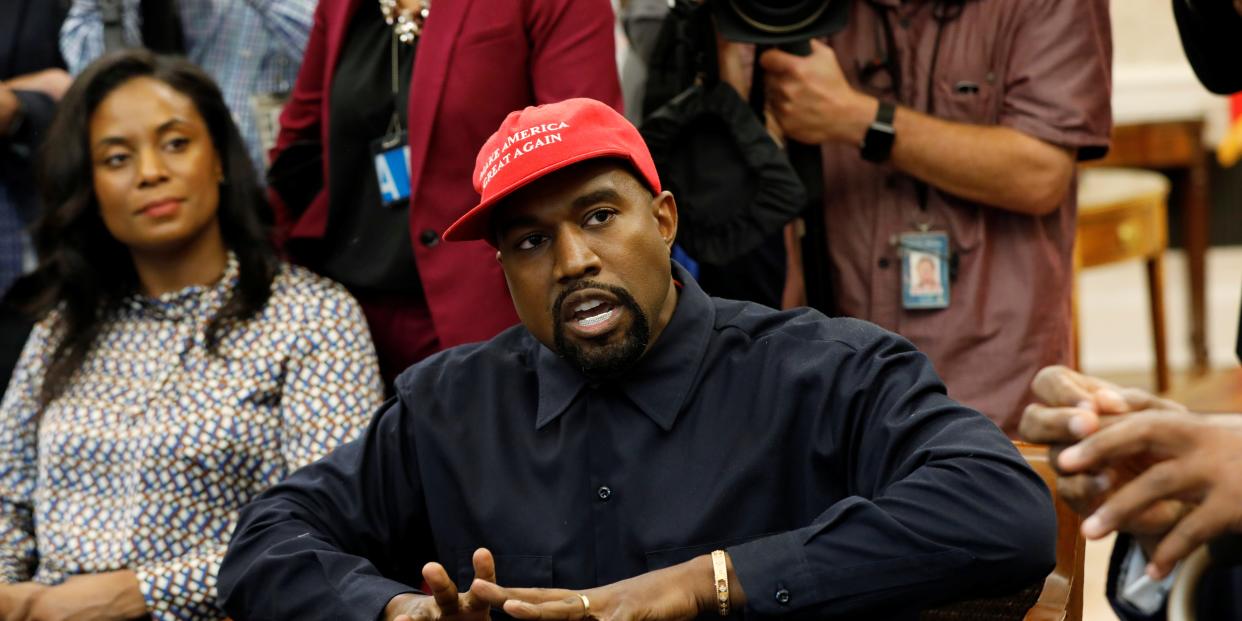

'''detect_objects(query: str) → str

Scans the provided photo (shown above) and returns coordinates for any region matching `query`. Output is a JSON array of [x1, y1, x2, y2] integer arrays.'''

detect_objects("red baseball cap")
[[443, 98, 662, 243]]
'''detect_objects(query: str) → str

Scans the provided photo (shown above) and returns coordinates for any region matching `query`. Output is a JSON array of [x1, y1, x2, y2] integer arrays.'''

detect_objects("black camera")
[[711, 0, 850, 53]]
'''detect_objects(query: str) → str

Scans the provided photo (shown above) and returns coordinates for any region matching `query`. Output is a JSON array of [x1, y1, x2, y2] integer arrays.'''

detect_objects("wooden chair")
[[1074, 167, 1171, 392], [921, 442, 1085, 621]]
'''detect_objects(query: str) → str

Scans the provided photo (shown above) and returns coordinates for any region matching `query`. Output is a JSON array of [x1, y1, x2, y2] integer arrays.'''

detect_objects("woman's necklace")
[[378, 0, 430, 44]]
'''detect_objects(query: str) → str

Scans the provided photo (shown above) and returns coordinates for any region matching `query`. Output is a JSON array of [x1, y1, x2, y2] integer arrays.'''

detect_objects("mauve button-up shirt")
[[219, 263, 1055, 620], [820, 0, 1112, 433]]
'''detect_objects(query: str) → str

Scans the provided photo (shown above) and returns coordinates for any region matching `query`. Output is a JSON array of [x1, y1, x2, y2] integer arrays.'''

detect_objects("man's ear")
[[496, 250, 503, 265], [651, 190, 678, 250]]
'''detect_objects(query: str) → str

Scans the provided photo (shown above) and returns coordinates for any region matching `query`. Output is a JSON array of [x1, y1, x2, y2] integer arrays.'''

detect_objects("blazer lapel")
[[405, 0, 473, 196]]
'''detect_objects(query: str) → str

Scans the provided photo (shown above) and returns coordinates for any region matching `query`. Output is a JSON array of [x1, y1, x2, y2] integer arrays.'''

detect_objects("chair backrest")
[[920, 442, 1085, 621]]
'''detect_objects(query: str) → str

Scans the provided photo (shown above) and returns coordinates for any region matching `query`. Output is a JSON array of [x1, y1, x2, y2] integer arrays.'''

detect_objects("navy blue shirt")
[[219, 263, 1055, 620]]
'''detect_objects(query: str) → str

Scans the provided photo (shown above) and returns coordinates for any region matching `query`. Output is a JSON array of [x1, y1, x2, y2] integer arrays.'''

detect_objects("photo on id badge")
[[901, 231, 950, 309]]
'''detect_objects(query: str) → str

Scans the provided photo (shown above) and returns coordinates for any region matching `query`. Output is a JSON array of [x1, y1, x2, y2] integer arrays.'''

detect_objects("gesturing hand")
[[471, 554, 727, 621], [1056, 412, 1242, 579], [386, 548, 498, 621]]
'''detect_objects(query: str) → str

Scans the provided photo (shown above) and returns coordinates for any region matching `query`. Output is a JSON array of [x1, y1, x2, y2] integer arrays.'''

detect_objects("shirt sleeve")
[[727, 324, 1057, 616], [60, 0, 142, 76], [0, 319, 54, 583], [244, 0, 316, 67], [998, 0, 1112, 160], [277, 287, 383, 471], [218, 398, 430, 620], [527, 0, 624, 111], [134, 542, 228, 620]]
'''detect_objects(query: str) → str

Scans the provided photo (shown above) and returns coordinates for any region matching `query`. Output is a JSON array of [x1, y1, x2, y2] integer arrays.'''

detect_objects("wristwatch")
[[860, 100, 896, 162]]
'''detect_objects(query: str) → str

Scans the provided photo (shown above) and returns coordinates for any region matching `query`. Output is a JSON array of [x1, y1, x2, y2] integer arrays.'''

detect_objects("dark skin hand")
[[385, 549, 498, 621], [389, 548, 746, 621], [1018, 365, 1242, 579]]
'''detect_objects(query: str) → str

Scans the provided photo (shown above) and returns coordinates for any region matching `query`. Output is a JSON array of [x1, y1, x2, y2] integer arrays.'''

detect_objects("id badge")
[[251, 92, 290, 166], [369, 131, 412, 208], [899, 231, 950, 309]]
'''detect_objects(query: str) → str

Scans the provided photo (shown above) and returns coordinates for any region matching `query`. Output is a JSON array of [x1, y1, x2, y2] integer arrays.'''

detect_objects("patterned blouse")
[[0, 257, 383, 619]]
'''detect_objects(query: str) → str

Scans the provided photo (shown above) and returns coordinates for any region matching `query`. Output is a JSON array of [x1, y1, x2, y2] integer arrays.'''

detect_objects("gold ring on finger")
[[577, 593, 591, 619]]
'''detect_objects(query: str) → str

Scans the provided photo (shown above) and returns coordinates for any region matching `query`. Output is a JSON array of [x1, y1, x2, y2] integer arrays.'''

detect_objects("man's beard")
[[552, 280, 650, 379]]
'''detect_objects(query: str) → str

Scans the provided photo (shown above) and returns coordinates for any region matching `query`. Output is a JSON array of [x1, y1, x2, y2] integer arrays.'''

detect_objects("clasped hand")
[[386, 548, 711, 621], [1019, 365, 1242, 579]]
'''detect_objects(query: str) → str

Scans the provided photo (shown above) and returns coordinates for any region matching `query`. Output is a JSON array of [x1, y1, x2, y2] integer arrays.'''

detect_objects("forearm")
[[0, 86, 17, 136], [832, 95, 1075, 215]]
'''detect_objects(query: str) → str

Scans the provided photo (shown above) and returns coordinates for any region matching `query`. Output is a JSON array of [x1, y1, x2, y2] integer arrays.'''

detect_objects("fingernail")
[[1099, 388, 1125, 409], [1068, 415, 1091, 438], [1059, 446, 1081, 468], [1076, 399, 1094, 412], [1091, 473, 1111, 493], [1146, 563, 1163, 581], [1083, 512, 1109, 538]]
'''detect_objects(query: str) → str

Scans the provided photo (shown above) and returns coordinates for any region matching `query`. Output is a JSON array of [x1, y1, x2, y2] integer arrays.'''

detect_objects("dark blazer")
[[0, 0, 67, 393], [271, 0, 622, 349]]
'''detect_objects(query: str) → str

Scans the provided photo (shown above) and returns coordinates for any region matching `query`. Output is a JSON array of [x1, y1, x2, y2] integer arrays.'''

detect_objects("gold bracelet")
[[711, 549, 730, 616]]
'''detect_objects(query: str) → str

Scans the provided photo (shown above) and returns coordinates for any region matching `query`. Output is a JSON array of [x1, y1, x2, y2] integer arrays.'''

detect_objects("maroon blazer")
[[272, 0, 622, 348]]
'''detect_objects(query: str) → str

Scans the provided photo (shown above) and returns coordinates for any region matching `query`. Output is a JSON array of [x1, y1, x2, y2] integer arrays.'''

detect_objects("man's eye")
[[585, 209, 616, 226], [517, 234, 547, 250]]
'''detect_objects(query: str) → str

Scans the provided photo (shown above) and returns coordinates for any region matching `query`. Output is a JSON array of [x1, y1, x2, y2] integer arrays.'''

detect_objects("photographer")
[[759, 0, 1112, 434]]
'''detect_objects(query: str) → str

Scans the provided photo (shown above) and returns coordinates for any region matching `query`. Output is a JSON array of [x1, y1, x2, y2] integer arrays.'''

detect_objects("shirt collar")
[[534, 261, 715, 431], [122, 252, 239, 321]]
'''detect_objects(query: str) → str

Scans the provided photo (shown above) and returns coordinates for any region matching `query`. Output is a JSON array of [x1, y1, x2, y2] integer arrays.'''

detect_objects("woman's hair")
[[26, 49, 279, 408]]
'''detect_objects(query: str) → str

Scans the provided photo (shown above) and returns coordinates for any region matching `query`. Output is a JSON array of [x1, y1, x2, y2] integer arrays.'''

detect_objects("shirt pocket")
[[931, 74, 998, 125], [456, 551, 554, 591]]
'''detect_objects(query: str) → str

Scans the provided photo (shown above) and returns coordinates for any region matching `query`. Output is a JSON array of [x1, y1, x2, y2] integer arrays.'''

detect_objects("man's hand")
[[24, 570, 148, 621], [0, 83, 19, 136], [471, 553, 742, 621], [760, 39, 877, 145], [5, 69, 72, 102], [385, 549, 497, 621], [0, 582, 48, 621], [1019, 366, 1194, 560], [1057, 412, 1242, 579]]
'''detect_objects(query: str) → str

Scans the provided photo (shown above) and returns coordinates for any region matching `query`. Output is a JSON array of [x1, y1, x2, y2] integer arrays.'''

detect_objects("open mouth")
[[559, 289, 624, 338]]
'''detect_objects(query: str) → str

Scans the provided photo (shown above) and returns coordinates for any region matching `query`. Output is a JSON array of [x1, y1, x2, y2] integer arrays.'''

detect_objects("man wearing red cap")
[[219, 98, 1056, 621]]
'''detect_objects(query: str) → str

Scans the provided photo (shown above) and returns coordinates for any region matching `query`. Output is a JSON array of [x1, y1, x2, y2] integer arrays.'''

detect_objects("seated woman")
[[0, 50, 383, 619]]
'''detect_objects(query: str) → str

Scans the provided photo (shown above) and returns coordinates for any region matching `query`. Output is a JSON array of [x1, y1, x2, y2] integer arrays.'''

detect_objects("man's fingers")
[[472, 548, 497, 584], [502, 594, 590, 621], [1082, 460, 1198, 539], [1148, 499, 1229, 579], [422, 562, 460, 615], [1057, 414, 1178, 473], [1055, 472, 1109, 517], [758, 47, 799, 73], [1019, 404, 1098, 444], [1030, 365, 1093, 407]]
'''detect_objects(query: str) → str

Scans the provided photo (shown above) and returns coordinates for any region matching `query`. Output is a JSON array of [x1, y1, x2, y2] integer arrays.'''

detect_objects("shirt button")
[[419, 229, 440, 247], [877, 257, 891, 269], [775, 588, 791, 605], [596, 486, 612, 501]]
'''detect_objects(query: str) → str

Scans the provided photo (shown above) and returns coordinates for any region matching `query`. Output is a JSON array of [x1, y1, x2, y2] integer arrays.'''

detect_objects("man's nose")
[[552, 228, 602, 284]]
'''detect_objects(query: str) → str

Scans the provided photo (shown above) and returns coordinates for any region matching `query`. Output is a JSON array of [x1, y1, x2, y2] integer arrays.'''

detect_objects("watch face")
[[862, 124, 896, 162]]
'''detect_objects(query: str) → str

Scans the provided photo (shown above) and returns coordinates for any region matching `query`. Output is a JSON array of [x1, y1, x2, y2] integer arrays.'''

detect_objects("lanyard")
[[382, 30, 404, 149]]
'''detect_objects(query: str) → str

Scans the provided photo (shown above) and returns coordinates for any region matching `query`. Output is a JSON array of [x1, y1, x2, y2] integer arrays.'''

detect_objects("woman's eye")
[[164, 137, 190, 152], [101, 153, 129, 168]]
